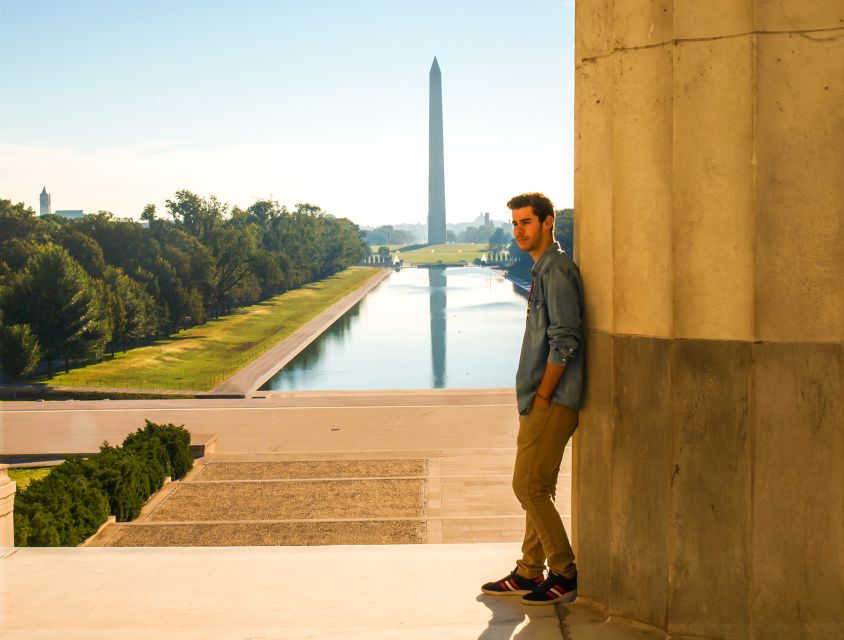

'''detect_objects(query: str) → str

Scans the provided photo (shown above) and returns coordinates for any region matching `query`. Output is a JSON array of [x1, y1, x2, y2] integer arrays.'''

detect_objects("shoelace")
[[534, 575, 565, 592]]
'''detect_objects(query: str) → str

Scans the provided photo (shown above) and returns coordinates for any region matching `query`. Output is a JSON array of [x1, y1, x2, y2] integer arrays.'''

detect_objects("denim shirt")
[[516, 241, 585, 414]]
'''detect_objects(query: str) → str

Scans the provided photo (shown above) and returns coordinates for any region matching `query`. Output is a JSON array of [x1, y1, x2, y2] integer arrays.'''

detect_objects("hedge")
[[14, 421, 192, 546]]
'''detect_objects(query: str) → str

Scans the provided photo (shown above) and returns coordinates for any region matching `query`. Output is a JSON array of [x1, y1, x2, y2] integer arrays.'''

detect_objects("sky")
[[0, 0, 574, 228]]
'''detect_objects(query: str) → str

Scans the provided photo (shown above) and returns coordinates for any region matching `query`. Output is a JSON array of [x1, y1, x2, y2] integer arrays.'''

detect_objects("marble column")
[[572, 2, 843, 638]]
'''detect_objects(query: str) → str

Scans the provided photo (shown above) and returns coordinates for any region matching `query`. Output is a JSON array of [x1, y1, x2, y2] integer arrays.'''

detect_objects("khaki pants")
[[512, 402, 578, 579]]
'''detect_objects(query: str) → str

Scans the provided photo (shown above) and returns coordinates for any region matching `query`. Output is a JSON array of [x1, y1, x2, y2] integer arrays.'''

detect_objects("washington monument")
[[428, 57, 446, 245]]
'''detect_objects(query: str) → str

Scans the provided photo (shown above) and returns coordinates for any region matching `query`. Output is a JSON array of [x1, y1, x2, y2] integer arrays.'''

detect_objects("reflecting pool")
[[260, 266, 529, 391]]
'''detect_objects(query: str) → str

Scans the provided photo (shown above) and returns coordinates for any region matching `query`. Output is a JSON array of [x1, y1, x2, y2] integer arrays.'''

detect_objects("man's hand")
[[532, 362, 566, 411]]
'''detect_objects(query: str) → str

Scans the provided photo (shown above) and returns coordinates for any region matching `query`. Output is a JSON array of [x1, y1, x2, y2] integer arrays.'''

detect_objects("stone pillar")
[[573, 2, 843, 638], [0, 465, 17, 546]]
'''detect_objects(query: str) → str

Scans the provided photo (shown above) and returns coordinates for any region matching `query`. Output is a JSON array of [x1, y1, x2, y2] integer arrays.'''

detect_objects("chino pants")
[[512, 402, 579, 579]]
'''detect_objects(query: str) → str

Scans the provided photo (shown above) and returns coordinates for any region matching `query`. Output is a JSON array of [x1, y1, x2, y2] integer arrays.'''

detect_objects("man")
[[481, 192, 584, 606]]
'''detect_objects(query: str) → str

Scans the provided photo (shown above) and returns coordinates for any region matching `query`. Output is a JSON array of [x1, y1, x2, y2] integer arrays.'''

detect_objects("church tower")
[[39, 186, 51, 216]]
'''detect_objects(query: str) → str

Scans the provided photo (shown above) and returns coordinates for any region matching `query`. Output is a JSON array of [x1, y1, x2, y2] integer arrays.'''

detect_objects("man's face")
[[511, 206, 551, 253]]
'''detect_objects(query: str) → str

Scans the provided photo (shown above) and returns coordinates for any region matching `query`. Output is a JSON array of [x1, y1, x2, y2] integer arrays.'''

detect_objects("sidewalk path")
[[210, 267, 393, 397], [1, 391, 665, 639]]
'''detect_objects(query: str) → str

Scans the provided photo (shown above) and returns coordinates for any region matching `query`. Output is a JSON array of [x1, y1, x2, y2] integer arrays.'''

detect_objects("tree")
[[166, 190, 225, 244], [0, 245, 109, 374], [554, 209, 574, 256], [140, 204, 156, 223], [0, 199, 46, 281], [490, 227, 509, 246], [51, 226, 107, 278], [209, 222, 259, 315], [0, 323, 42, 378], [103, 267, 158, 353]]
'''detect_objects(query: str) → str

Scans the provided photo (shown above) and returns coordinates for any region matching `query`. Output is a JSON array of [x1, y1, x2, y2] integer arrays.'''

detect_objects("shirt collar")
[[530, 241, 562, 278]]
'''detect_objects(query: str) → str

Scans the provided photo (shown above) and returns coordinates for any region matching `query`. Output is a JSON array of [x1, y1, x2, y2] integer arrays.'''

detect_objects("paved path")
[[1, 391, 665, 639], [2, 543, 667, 640], [210, 267, 393, 397]]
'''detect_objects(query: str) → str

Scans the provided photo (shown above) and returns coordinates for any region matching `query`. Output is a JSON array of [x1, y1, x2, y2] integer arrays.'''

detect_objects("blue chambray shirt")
[[516, 241, 585, 415]]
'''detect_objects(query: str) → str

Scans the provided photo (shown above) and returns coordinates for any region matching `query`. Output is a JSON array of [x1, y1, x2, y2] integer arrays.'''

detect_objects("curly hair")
[[506, 192, 555, 223]]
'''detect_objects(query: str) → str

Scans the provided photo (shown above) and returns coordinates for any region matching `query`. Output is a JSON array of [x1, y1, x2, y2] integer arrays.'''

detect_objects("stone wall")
[[572, 2, 843, 638]]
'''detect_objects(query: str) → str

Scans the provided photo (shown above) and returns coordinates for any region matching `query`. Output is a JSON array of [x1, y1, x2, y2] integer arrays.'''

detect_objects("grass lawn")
[[46, 267, 381, 391], [8, 467, 52, 492], [395, 243, 497, 265], [368, 244, 406, 253]]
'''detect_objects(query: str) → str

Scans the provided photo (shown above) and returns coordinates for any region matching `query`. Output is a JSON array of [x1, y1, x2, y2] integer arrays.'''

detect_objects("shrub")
[[13, 420, 193, 546], [83, 445, 150, 522], [123, 420, 193, 481], [14, 458, 110, 547]]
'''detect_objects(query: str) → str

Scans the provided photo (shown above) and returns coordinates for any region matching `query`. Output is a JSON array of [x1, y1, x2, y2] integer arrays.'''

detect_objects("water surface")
[[260, 266, 528, 391]]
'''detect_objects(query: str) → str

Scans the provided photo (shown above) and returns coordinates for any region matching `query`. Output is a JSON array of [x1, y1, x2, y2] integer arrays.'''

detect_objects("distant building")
[[54, 210, 85, 219], [39, 186, 51, 215]]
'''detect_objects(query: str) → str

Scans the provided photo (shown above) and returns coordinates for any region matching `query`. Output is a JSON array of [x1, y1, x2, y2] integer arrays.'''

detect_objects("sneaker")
[[521, 571, 577, 605], [481, 569, 545, 596]]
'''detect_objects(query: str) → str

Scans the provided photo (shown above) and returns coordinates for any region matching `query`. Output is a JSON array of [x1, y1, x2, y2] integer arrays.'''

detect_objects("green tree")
[[0, 199, 46, 281], [166, 190, 225, 244], [51, 226, 108, 278], [103, 267, 158, 353], [0, 244, 109, 374], [490, 227, 509, 246], [0, 323, 42, 378], [554, 209, 574, 256]]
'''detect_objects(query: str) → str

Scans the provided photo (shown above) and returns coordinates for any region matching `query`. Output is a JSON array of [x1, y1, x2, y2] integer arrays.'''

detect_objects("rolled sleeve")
[[544, 264, 582, 367]]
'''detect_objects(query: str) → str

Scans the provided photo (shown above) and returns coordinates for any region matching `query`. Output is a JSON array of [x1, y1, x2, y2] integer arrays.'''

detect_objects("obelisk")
[[428, 57, 446, 245]]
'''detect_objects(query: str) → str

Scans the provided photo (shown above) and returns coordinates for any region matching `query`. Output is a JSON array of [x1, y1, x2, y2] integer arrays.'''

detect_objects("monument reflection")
[[428, 266, 447, 388]]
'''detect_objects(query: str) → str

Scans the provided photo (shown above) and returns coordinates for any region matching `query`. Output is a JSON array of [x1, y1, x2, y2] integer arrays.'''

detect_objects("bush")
[[122, 431, 169, 495], [13, 420, 194, 545], [83, 445, 150, 522], [122, 420, 192, 481], [14, 458, 110, 547]]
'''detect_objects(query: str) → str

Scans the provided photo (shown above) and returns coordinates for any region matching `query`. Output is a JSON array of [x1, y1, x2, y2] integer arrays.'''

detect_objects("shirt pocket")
[[527, 296, 548, 331]]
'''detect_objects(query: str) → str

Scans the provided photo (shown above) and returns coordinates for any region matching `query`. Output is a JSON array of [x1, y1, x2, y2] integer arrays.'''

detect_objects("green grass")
[[46, 267, 381, 392], [395, 243, 498, 265], [8, 467, 52, 492], [369, 244, 406, 253]]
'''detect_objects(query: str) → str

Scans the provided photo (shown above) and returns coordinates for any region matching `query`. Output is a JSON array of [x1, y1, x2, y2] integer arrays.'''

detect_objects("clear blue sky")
[[1, 0, 574, 227]]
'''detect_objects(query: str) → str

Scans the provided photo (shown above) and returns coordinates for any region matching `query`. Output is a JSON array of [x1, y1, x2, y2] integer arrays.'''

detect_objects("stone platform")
[[1, 391, 658, 639]]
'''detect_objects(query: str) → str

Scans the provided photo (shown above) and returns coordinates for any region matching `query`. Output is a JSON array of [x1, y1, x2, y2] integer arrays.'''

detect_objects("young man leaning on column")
[[481, 192, 584, 606]]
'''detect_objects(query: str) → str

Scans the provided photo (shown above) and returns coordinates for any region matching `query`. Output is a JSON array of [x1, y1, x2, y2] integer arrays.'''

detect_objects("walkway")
[[1, 543, 664, 640], [210, 267, 392, 397], [1, 392, 663, 639]]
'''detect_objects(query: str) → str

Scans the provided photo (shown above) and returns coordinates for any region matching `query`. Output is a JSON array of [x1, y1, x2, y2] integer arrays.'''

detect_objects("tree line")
[[0, 192, 369, 378]]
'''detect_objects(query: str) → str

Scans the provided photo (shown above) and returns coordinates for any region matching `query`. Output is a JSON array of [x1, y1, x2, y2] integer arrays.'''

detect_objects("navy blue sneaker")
[[481, 569, 545, 596], [521, 570, 577, 605]]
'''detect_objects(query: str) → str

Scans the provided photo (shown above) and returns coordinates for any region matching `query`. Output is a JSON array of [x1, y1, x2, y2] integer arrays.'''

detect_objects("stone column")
[[0, 465, 17, 546], [573, 2, 843, 638]]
